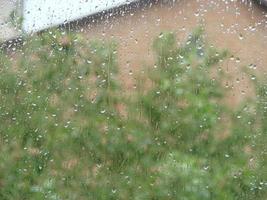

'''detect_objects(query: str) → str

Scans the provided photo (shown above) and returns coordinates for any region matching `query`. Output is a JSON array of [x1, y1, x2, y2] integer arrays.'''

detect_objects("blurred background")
[[0, 0, 267, 199]]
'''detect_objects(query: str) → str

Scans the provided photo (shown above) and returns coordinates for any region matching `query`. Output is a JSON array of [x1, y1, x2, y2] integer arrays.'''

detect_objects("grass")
[[0, 27, 266, 199]]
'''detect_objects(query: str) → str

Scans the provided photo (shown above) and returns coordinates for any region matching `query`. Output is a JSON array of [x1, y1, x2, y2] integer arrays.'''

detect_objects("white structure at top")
[[0, 0, 137, 41], [22, 0, 137, 33]]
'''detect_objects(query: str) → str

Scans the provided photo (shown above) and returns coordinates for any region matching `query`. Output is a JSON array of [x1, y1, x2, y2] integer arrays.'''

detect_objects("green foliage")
[[9, 9, 23, 30], [0, 28, 266, 200]]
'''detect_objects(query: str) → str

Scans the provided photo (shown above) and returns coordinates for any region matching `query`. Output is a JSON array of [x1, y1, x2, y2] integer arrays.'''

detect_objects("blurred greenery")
[[0, 28, 266, 200]]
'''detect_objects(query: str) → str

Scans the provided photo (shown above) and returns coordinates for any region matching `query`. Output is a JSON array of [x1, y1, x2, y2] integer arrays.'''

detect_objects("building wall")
[[22, 0, 138, 33], [0, 0, 21, 41], [1, 0, 137, 40]]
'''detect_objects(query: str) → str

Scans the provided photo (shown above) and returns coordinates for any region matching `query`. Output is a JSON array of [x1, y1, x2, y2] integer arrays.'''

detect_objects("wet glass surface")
[[0, 0, 267, 199]]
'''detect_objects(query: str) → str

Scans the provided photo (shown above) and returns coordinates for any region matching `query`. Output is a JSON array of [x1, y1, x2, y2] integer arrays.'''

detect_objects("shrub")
[[0, 28, 266, 199]]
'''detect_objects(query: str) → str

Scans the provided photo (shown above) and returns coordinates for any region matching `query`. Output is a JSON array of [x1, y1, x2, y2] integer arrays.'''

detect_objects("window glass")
[[0, 0, 266, 199]]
